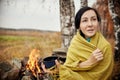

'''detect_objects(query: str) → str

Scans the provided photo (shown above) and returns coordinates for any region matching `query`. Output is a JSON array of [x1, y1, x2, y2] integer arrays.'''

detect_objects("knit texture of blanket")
[[59, 31, 114, 80]]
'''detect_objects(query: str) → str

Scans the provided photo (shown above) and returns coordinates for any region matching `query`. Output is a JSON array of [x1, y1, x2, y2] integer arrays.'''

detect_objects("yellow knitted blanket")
[[59, 31, 114, 80]]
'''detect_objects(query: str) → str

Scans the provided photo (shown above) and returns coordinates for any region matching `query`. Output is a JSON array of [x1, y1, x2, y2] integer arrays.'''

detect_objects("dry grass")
[[0, 29, 115, 62], [0, 29, 61, 62]]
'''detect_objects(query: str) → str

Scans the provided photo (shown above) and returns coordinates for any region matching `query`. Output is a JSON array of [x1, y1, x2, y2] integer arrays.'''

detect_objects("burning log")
[[0, 48, 65, 80], [19, 49, 51, 80], [18, 48, 66, 80], [26, 49, 42, 77]]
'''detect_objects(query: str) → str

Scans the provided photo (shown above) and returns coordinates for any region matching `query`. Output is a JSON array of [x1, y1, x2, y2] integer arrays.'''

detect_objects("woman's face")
[[79, 10, 99, 38]]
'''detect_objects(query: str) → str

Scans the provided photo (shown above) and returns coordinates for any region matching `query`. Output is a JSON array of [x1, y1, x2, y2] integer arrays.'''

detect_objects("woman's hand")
[[88, 48, 103, 64], [79, 48, 103, 68]]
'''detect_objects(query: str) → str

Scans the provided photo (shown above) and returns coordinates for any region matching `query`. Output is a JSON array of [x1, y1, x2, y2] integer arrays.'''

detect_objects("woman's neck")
[[85, 37, 91, 42]]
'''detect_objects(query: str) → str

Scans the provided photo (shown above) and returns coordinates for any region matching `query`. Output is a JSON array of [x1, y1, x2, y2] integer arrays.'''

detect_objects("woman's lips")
[[87, 29, 94, 33]]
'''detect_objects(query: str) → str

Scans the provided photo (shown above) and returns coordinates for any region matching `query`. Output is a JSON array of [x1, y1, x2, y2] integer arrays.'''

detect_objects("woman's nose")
[[88, 20, 92, 26]]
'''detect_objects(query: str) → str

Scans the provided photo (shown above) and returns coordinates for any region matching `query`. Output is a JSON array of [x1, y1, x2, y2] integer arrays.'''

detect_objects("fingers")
[[55, 60, 60, 69], [41, 62, 53, 74], [94, 53, 103, 61], [94, 48, 101, 53], [41, 62, 47, 72], [93, 48, 103, 61]]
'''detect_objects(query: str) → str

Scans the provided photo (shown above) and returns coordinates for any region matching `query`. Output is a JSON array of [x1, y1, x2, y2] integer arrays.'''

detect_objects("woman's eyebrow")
[[81, 17, 88, 20], [91, 16, 97, 18]]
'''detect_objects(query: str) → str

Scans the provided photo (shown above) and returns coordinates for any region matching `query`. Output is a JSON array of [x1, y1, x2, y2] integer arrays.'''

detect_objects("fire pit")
[[12, 49, 66, 80]]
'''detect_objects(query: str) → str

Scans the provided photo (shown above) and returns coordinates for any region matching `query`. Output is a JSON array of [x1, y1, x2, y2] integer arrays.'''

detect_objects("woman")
[[59, 6, 114, 80], [42, 6, 114, 80]]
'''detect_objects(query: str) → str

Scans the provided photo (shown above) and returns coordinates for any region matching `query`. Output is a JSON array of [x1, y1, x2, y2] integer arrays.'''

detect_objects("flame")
[[26, 49, 41, 77]]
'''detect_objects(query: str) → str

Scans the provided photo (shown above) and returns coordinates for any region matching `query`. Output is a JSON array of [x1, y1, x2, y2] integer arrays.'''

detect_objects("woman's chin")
[[86, 33, 96, 38]]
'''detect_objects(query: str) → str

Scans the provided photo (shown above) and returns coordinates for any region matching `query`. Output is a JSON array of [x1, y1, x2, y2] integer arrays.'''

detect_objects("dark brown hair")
[[75, 6, 101, 29]]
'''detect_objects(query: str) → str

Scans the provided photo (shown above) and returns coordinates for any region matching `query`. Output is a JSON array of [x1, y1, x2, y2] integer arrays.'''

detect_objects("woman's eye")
[[92, 18, 97, 21], [82, 19, 87, 22], [93, 19, 97, 21]]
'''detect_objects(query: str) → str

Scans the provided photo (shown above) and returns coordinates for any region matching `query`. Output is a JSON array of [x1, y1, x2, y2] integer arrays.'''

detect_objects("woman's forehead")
[[81, 10, 97, 19]]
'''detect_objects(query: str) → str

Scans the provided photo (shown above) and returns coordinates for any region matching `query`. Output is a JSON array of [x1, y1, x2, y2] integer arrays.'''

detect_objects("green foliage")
[[0, 35, 35, 42]]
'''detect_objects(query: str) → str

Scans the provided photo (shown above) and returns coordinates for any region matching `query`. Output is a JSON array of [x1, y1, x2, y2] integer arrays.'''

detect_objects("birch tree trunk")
[[52, 0, 75, 57], [59, 0, 75, 49], [80, 0, 88, 8], [108, 0, 120, 79]]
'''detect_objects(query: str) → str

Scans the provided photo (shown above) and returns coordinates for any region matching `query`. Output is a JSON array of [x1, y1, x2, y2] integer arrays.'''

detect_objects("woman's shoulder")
[[101, 35, 111, 46], [98, 33, 112, 49]]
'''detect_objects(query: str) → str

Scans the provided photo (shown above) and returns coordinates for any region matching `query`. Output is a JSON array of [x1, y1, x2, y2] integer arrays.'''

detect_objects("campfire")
[[0, 49, 66, 80], [19, 49, 48, 80], [19, 49, 63, 80], [26, 49, 42, 77]]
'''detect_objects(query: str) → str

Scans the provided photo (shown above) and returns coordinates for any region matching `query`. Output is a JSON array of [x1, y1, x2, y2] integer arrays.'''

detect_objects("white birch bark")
[[59, 0, 75, 48]]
